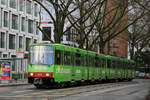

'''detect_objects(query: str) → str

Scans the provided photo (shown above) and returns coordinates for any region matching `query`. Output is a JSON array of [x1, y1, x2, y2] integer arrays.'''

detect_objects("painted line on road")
[[18, 94, 66, 97], [0, 96, 33, 98], [13, 90, 34, 93], [0, 94, 66, 98], [22, 90, 58, 96]]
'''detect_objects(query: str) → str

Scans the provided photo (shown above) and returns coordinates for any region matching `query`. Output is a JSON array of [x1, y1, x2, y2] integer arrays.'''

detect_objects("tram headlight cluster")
[[46, 73, 50, 77], [30, 73, 34, 76]]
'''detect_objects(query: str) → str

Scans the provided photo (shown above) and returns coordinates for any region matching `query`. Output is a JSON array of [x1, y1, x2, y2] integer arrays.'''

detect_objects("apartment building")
[[0, 0, 40, 80]]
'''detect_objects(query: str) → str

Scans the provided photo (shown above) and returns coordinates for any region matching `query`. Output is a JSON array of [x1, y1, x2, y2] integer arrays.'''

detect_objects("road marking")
[[14, 90, 34, 93], [19, 94, 66, 97], [0, 94, 65, 98], [22, 90, 58, 96], [0, 96, 33, 98]]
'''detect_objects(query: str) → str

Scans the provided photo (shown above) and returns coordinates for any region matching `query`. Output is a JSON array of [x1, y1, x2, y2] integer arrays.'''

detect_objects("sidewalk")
[[0, 80, 29, 87]]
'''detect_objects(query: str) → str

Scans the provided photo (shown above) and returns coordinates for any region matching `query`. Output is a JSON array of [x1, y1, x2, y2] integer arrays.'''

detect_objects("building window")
[[1, 0, 6, 5], [26, 38, 31, 51], [3, 11, 8, 27], [9, 34, 15, 49], [19, 0, 24, 12], [42, 27, 51, 41], [113, 39, 117, 48], [3, 54, 7, 58], [28, 19, 33, 33], [12, 14, 18, 30], [36, 22, 39, 35], [34, 3, 38, 17], [0, 52, 2, 58], [0, 32, 5, 48], [65, 31, 71, 41], [10, 0, 17, 9], [33, 39, 37, 43], [21, 17, 25, 32], [19, 36, 23, 48], [26, 0, 32, 14], [11, 55, 16, 71]]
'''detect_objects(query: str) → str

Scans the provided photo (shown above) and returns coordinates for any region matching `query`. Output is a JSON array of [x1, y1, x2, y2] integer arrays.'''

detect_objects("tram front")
[[28, 45, 54, 88]]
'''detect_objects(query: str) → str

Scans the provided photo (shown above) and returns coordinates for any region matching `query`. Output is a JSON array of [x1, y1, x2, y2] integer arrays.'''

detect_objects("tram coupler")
[[34, 78, 43, 85]]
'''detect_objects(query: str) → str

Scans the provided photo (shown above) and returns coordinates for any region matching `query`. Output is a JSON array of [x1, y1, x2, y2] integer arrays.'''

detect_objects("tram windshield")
[[30, 45, 53, 65]]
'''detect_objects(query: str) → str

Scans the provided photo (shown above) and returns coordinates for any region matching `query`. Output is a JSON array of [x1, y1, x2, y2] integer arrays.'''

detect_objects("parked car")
[[138, 72, 146, 78], [146, 73, 150, 79]]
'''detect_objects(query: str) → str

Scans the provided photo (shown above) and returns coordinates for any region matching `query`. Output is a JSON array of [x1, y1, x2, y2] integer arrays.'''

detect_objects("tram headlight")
[[30, 73, 34, 76], [46, 73, 50, 77]]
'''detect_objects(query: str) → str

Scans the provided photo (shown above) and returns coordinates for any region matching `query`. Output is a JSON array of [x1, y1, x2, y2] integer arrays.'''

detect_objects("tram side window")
[[82, 55, 86, 66], [112, 61, 115, 68], [107, 60, 111, 68], [118, 61, 121, 69], [89, 56, 94, 66], [122, 62, 124, 69], [132, 63, 135, 70], [128, 63, 130, 69], [76, 53, 81, 66], [102, 59, 105, 68], [117, 61, 119, 68], [71, 53, 74, 65], [124, 62, 126, 69], [118, 61, 124, 69], [64, 51, 71, 65], [92, 56, 95, 66], [83, 55, 87, 66], [130, 63, 132, 70], [99, 58, 101, 67], [55, 50, 61, 65], [86, 55, 89, 66], [81, 55, 85, 66], [126, 63, 128, 69], [118, 61, 120, 68], [95, 57, 99, 67]]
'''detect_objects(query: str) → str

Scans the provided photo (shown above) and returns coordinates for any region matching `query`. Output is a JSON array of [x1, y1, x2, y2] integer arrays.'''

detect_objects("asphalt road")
[[0, 79, 149, 100]]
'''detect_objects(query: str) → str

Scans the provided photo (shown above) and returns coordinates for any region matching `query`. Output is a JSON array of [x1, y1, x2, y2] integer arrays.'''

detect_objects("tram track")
[[22, 81, 137, 97]]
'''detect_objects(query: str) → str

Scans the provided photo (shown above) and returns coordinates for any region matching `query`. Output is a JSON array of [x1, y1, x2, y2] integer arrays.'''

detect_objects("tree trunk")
[[99, 41, 105, 54], [54, 28, 61, 43], [130, 45, 135, 60]]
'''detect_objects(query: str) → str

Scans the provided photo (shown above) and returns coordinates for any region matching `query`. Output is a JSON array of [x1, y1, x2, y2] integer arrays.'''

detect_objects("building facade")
[[103, 0, 128, 58], [104, 35, 128, 58], [0, 0, 40, 80]]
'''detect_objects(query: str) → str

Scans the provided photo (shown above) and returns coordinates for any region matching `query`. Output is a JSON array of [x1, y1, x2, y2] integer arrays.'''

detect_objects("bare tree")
[[133, 0, 150, 12], [33, 0, 79, 43], [87, 0, 146, 53], [128, 0, 150, 60], [66, 0, 104, 49]]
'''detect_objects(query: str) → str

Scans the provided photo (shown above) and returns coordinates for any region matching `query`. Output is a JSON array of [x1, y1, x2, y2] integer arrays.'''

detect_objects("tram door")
[[86, 55, 89, 81], [71, 53, 76, 81]]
